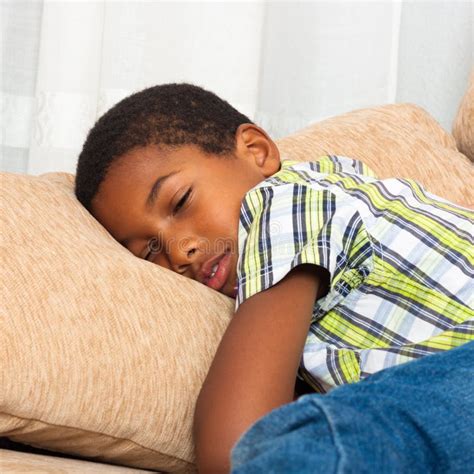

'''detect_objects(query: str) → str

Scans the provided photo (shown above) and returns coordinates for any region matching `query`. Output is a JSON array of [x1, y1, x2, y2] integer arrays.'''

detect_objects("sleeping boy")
[[74, 83, 473, 472]]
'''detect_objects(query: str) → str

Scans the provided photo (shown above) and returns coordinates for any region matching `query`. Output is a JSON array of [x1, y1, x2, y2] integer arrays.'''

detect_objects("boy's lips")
[[198, 251, 231, 291], [198, 253, 224, 283]]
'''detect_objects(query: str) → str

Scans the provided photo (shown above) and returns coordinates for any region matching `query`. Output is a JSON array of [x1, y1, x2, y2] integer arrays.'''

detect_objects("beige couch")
[[0, 447, 154, 473], [1, 82, 473, 473]]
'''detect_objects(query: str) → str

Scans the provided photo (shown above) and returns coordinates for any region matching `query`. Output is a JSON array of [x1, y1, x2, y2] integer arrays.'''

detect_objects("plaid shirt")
[[235, 156, 474, 393]]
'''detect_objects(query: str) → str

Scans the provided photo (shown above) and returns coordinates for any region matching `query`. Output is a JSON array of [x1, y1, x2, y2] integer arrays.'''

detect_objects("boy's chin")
[[220, 285, 238, 299]]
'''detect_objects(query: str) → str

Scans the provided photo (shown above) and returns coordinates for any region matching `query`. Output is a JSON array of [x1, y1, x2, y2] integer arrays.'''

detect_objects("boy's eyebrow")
[[118, 170, 182, 248], [145, 170, 181, 210]]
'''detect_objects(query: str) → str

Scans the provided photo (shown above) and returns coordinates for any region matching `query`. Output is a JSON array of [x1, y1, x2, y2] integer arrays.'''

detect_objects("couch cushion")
[[1, 103, 472, 474], [452, 71, 474, 163], [0, 449, 151, 473], [0, 171, 230, 473], [278, 103, 473, 207]]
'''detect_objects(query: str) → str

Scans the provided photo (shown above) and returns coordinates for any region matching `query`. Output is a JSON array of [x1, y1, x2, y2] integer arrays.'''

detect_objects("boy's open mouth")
[[200, 251, 231, 291]]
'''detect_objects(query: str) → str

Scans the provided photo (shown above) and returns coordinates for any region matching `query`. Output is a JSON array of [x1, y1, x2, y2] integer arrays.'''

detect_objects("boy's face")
[[91, 124, 280, 299]]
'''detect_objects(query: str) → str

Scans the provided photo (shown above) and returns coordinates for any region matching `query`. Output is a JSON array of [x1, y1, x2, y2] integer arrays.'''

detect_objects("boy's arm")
[[193, 263, 322, 473]]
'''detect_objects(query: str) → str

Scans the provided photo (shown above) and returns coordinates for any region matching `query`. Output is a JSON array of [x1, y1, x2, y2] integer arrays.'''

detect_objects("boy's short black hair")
[[74, 82, 253, 212]]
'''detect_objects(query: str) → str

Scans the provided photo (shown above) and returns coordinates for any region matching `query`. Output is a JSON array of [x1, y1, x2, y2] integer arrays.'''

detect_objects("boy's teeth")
[[210, 263, 218, 277]]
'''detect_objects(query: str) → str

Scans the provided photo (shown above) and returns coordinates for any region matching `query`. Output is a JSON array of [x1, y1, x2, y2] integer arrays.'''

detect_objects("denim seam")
[[309, 398, 346, 474]]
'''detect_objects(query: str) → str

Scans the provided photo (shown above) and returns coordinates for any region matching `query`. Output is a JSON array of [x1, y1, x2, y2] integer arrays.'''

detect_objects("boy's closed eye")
[[143, 186, 193, 261]]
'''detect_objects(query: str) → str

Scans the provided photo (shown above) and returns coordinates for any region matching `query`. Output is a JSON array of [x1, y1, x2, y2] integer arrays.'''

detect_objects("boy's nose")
[[175, 249, 197, 273], [168, 240, 199, 276]]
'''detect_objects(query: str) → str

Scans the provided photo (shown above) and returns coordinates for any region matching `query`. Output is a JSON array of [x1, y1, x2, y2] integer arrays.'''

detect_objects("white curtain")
[[1, 0, 472, 175]]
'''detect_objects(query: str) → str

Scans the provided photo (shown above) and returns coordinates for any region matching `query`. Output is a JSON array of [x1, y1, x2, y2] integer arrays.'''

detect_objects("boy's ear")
[[235, 123, 281, 177]]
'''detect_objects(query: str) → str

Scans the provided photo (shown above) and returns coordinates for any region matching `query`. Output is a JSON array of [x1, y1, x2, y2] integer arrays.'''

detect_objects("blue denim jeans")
[[231, 341, 474, 473]]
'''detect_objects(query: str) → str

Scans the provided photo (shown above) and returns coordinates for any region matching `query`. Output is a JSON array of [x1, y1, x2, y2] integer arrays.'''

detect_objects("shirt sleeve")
[[235, 182, 373, 312]]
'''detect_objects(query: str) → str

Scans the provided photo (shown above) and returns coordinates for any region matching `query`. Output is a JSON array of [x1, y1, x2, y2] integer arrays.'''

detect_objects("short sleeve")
[[235, 183, 373, 311]]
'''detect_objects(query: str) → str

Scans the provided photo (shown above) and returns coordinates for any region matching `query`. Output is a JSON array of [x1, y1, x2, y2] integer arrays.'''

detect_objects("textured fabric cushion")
[[1, 103, 472, 474], [278, 103, 473, 207], [453, 71, 474, 163], [1, 171, 232, 473], [0, 448, 149, 473]]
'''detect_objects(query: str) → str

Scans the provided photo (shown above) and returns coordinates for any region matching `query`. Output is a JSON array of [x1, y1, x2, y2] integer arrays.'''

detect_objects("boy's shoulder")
[[248, 155, 378, 195], [237, 155, 378, 231]]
